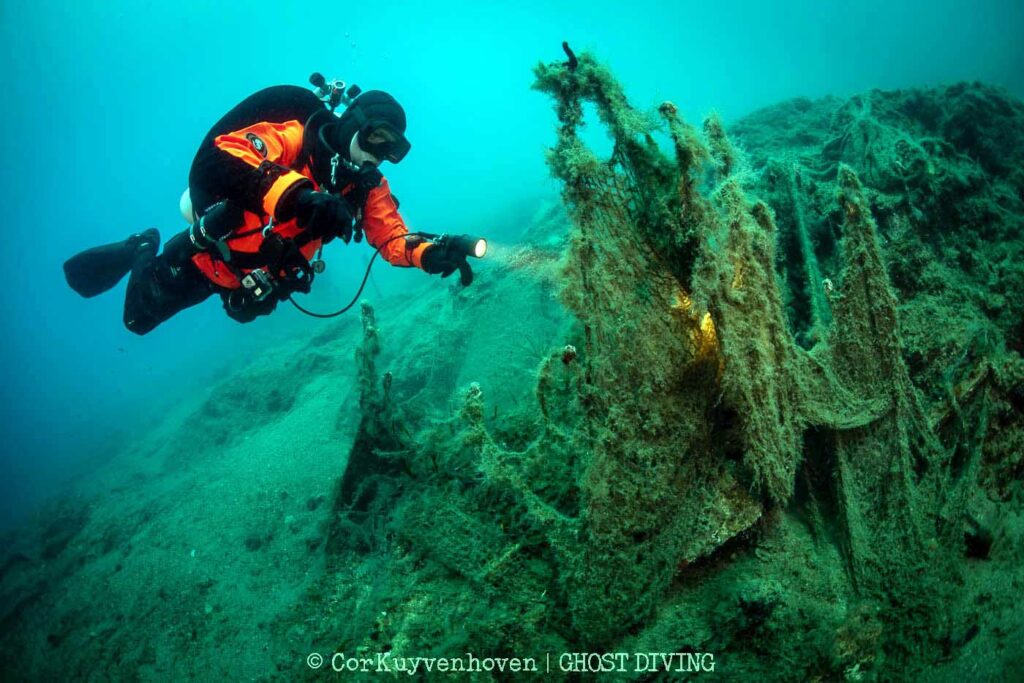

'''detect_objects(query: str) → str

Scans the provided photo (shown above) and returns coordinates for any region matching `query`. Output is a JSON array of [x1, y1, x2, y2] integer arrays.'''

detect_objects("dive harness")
[[193, 214, 486, 320], [205, 227, 422, 319]]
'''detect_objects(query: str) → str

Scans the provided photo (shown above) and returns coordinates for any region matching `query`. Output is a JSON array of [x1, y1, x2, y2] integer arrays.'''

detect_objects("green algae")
[[298, 53, 1024, 678]]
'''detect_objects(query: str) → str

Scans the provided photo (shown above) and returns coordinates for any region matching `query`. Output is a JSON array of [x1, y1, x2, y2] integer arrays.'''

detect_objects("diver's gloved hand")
[[421, 236, 475, 286], [290, 187, 354, 243], [258, 234, 314, 294], [354, 163, 383, 194]]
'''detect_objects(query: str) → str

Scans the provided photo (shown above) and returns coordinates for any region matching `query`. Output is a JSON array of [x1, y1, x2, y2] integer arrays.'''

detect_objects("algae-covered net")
[[309, 51, 1023, 678]]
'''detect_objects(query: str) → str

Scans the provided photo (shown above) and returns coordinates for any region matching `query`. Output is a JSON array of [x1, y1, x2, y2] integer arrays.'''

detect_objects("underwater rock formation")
[[311, 53, 1023, 679]]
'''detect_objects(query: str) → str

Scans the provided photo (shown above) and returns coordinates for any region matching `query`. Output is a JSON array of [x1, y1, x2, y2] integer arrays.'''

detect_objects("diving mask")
[[356, 122, 411, 164]]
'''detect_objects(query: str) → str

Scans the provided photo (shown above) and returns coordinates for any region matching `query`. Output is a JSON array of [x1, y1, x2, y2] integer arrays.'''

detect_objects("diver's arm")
[[191, 120, 312, 220], [359, 175, 431, 269]]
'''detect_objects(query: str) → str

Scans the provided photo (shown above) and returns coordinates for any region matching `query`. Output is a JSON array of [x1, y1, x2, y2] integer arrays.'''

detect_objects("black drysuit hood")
[[307, 90, 408, 189]]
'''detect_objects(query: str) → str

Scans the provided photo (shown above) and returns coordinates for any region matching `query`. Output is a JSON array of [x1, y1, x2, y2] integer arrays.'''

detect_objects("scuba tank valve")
[[309, 72, 362, 112]]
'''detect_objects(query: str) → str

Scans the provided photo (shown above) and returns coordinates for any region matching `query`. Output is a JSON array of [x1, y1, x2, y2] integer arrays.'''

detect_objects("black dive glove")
[[421, 235, 476, 286], [258, 233, 314, 294], [352, 163, 384, 198], [289, 187, 354, 243]]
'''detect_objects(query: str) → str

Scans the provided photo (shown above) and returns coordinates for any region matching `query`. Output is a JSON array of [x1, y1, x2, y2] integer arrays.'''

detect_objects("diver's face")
[[349, 131, 381, 167], [359, 122, 411, 164], [366, 127, 398, 146]]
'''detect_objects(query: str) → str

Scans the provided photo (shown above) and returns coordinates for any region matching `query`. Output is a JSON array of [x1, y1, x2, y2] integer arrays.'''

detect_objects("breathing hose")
[[287, 231, 435, 318]]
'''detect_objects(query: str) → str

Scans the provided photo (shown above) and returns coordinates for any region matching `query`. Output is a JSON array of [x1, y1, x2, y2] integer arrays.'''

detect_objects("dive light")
[[450, 234, 488, 259], [443, 234, 487, 287]]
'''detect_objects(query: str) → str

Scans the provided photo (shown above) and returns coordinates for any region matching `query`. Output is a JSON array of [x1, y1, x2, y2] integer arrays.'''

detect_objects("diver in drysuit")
[[63, 76, 482, 334]]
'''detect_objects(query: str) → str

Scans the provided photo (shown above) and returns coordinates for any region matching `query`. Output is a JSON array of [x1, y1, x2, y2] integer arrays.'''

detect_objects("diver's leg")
[[123, 200, 247, 333], [123, 231, 214, 335], [66, 199, 241, 300]]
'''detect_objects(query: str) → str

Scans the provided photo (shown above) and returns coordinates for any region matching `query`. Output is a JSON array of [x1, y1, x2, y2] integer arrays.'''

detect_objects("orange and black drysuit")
[[123, 85, 429, 333]]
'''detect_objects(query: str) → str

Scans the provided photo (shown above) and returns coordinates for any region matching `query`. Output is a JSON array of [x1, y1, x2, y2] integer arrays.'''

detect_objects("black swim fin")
[[63, 229, 160, 298]]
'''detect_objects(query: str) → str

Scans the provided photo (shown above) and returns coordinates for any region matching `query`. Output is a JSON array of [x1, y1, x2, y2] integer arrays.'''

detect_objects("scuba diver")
[[63, 74, 486, 334]]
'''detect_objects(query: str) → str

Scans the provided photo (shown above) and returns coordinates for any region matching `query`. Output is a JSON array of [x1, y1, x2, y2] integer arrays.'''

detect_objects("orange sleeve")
[[213, 120, 310, 219], [361, 177, 430, 269]]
